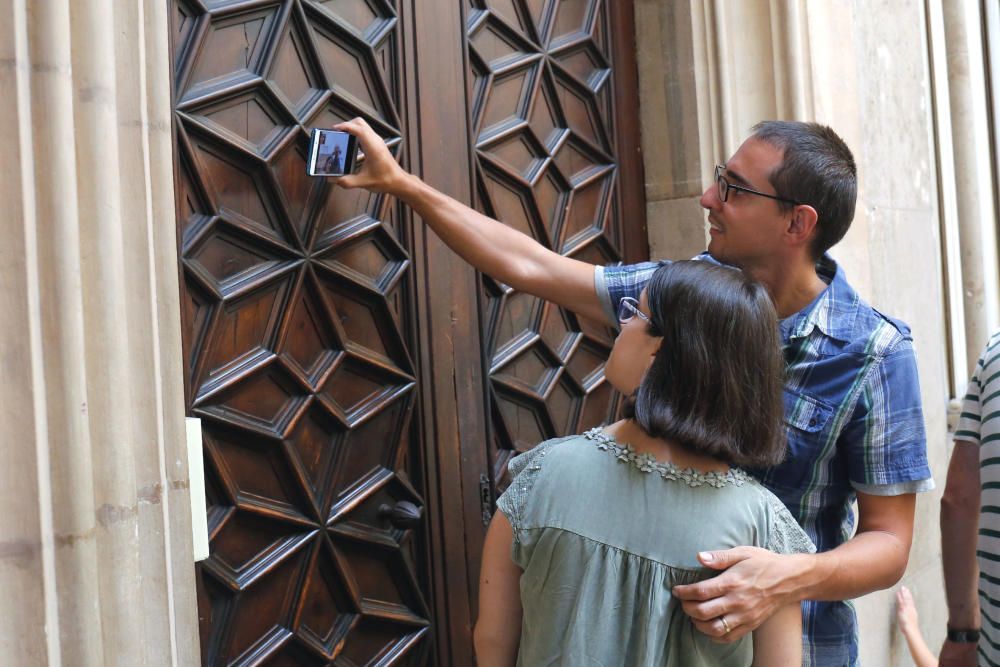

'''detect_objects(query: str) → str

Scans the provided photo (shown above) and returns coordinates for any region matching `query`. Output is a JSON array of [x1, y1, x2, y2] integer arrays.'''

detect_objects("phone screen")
[[307, 129, 358, 177]]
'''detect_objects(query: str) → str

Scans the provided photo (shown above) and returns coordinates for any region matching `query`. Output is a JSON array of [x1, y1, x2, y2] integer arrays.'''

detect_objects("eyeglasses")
[[617, 297, 650, 323], [715, 164, 800, 206]]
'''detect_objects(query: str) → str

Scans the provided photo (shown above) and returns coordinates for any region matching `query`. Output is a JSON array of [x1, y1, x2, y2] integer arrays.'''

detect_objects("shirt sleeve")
[[763, 490, 816, 555], [842, 339, 934, 493], [495, 439, 561, 539], [954, 356, 984, 445], [594, 261, 667, 325]]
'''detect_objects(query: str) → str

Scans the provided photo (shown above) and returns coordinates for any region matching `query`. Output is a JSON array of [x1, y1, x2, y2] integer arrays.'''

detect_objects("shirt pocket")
[[764, 388, 836, 489], [783, 388, 835, 434]]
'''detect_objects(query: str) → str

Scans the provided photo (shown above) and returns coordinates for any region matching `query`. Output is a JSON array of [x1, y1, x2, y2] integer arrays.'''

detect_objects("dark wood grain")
[[465, 0, 646, 508], [171, 2, 430, 664], [170, 1, 647, 664]]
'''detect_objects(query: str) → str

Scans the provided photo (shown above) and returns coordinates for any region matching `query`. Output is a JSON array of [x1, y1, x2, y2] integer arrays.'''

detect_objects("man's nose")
[[699, 183, 718, 210]]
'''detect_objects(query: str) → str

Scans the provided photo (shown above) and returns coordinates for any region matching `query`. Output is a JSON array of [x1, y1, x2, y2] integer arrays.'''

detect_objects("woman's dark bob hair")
[[622, 260, 786, 468]]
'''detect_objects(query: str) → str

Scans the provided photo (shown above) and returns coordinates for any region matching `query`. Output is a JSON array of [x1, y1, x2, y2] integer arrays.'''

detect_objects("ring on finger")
[[720, 615, 732, 634]]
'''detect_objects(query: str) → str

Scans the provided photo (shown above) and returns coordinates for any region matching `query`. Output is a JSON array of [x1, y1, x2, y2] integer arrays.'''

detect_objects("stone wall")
[[632, 0, 1000, 662], [0, 0, 198, 664]]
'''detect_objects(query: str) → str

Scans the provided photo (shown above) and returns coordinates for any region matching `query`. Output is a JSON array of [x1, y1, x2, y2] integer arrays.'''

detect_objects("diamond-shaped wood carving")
[[470, 0, 623, 495], [172, 1, 427, 663], [173, 0, 638, 662]]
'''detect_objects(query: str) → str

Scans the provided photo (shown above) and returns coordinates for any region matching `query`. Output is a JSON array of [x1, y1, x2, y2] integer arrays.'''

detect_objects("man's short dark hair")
[[752, 120, 857, 258], [623, 261, 786, 468]]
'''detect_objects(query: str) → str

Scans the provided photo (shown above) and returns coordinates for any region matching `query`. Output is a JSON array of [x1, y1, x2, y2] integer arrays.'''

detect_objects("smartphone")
[[307, 128, 358, 177]]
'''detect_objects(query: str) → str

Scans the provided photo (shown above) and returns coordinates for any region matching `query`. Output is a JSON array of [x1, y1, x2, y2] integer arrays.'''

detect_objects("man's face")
[[700, 138, 791, 269]]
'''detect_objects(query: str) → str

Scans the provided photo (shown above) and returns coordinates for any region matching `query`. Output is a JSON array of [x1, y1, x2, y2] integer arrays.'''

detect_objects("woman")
[[474, 261, 814, 666]]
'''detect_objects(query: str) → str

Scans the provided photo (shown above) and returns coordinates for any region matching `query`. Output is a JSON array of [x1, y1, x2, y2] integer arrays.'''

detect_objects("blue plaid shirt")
[[596, 254, 934, 666]]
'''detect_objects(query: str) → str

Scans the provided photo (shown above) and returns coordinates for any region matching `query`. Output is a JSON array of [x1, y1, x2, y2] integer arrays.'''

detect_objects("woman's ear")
[[645, 335, 664, 367]]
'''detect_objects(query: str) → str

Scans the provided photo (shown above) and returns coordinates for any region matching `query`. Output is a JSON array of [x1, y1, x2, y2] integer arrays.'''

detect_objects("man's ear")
[[786, 204, 819, 249]]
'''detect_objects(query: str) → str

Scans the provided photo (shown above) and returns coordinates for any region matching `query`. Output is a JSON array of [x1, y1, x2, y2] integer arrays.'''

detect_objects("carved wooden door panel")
[[170, 1, 430, 664], [170, 0, 645, 664], [463, 0, 646, 494]]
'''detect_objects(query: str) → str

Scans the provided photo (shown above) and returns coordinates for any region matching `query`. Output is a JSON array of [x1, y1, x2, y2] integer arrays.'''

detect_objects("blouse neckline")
[[583, 428, 752, 488]]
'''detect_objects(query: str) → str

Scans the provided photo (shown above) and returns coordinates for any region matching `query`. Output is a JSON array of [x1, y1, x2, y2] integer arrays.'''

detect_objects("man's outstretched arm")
[[334, 118, 609, 324]]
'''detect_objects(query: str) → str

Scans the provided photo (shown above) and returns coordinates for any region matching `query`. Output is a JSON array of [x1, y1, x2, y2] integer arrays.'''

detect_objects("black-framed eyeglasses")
[[715, 164, 800, 205], [617, 297, 650, 323]]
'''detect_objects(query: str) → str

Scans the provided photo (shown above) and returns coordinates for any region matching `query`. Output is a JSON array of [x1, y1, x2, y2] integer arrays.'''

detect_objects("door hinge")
[[479, 474, 494, 526]]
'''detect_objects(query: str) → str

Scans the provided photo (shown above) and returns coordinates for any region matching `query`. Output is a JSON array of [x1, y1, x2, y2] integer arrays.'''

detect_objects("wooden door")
[[169, 1, 645, 665], [171, 1, 431, 664], [463, 1, 647, 504]]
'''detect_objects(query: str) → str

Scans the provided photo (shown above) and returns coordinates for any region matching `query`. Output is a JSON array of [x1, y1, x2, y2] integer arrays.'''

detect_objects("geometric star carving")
[[469, 0, 622, 477], [173, 1, 427, 663]]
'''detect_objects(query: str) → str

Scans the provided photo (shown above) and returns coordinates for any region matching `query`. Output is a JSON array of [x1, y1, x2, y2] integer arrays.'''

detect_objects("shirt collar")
[[786, 255, 858, 343]]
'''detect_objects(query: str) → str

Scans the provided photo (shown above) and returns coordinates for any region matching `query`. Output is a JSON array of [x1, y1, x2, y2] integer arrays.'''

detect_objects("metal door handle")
[[378, 500, 422, 529]]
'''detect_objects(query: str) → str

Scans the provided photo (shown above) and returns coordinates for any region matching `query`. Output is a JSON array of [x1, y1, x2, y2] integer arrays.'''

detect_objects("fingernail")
[[699, 552, 713, 563]]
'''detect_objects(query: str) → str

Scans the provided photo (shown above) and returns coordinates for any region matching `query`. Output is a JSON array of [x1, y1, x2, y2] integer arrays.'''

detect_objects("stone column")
[[941, 0, 1000, 371], [0, 0, 199, 664]]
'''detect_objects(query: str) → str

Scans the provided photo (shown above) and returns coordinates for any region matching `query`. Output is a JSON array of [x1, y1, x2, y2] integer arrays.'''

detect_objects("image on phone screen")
[[307, 129, 357, 177]]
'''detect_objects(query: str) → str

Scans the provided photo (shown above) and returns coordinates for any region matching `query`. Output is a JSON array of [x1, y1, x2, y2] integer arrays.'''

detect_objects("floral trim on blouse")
[[583, 427, 751, 488]]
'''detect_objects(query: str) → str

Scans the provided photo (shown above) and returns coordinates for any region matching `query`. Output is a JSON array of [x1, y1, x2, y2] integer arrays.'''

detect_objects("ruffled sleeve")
[[495, 437, 568, 540], [764, 492, 817, 555]]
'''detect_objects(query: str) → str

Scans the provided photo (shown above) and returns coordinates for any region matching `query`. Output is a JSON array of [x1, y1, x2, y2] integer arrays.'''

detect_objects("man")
[[939, 330, 1000, 666], [323, 144, 343, 174], [333, 117, 933, 665]]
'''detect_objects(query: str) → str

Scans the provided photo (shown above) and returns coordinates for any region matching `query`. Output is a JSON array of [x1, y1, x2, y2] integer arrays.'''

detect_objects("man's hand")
[[939, 639, 978, 666], [332, 117, 406, 193], [672, 546, 804, 643]]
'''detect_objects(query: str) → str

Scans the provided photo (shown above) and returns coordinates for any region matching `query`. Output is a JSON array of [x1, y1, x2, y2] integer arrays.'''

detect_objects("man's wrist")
[[946, 626, 981, 643], [783, 552, 823, 603], [387, 170, 421, 200]]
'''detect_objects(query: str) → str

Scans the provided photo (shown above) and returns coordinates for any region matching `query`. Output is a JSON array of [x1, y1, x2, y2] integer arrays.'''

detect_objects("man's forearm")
[[941, 441, 982, 629], [785, 531, 911, 603], [942, 510, 979, 628], [394, 173, 552, 291], [391, 173, 608, 322], [335, 116, 608, 321]]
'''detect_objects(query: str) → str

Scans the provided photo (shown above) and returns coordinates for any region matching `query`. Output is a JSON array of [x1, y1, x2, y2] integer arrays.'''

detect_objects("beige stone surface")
[[635, 0, 705, 201], [0, 1, 51, 662], [0, 0, 198, 664], [940, 0, 1000, 375], [646, 196, 709, 261], [634, 1, 972, 664]]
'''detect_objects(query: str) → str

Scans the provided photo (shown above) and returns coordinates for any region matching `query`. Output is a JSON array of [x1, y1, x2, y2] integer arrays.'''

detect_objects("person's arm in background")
[[333, 117, 609, 324], [896, 585, 938, 667], [474, 512, 522, 667], [751, 603, 801, 667], [938, 440, 981, 667]]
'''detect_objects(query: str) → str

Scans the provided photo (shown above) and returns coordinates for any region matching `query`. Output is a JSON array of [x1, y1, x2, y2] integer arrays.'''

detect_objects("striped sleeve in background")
[[955, 331, 1000, 666]]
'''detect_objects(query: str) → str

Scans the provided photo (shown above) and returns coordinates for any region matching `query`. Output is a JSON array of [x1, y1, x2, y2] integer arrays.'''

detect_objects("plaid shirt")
[[596, 254, 934, 666]]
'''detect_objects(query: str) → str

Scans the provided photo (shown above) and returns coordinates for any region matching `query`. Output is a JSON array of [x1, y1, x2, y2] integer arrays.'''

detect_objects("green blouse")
[[496, 429, 815, 667]]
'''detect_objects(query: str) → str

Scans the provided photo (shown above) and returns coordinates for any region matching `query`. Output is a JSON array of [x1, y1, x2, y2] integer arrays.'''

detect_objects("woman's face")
[[604, 290, 662, 395]]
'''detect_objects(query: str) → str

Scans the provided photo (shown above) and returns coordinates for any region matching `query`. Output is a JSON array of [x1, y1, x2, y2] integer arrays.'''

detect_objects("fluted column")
[[0, 0, 199, 664], [941, 0, 1000, 371]]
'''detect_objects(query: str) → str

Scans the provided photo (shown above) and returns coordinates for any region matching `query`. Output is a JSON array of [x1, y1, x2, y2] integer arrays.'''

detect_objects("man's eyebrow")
[[721, 164, 752, 187]]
